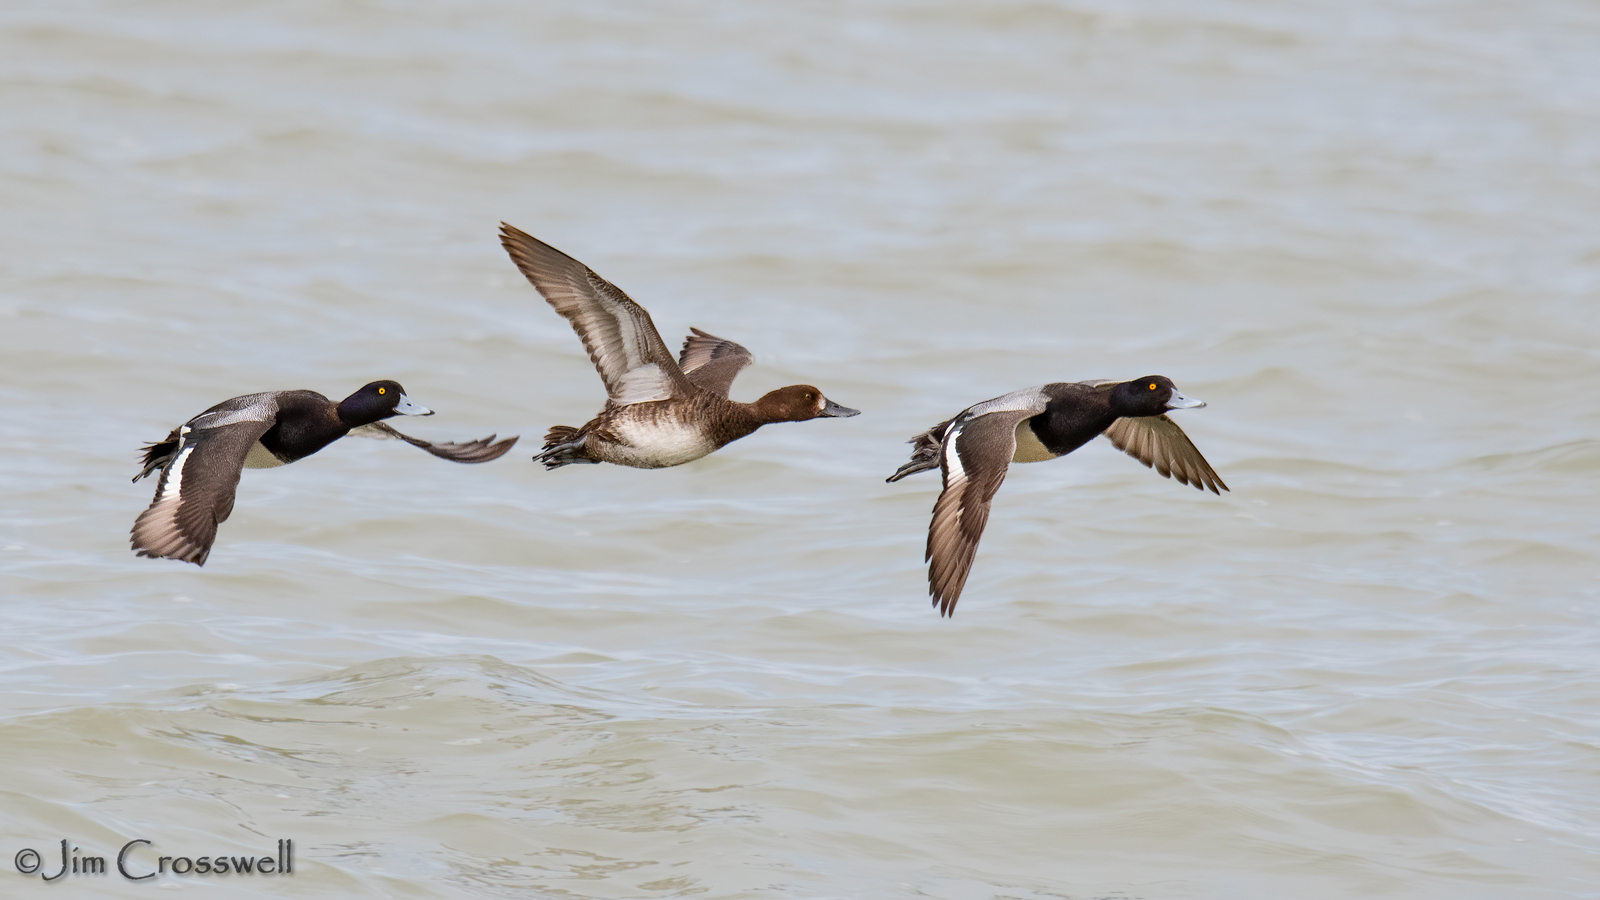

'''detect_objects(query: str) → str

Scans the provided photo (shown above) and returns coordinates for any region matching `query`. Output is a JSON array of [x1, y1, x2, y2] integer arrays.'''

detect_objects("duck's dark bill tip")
[[820, 399, 860, 418]]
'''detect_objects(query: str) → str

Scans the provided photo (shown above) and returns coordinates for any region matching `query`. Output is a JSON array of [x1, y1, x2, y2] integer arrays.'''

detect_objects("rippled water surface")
[[3, 1, 1599, 897]]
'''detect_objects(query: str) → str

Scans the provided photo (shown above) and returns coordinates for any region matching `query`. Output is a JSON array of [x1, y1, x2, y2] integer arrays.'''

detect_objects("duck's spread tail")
[[886, 420, 950, 483], [535, 425, 596, 469], [133, 430, 182, 483]]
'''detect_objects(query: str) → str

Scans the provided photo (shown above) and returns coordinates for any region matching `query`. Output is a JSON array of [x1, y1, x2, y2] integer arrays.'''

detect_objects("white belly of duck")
[[602, 418, 718, 468]]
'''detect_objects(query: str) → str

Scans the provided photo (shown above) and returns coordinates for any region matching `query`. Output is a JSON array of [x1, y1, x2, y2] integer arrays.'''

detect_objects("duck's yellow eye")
[[378, 387, 387, 395], [1148, 383, 1157, 391]]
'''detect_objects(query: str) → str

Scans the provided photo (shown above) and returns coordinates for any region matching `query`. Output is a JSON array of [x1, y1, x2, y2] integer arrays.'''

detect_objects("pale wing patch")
[[499, 224, 695, 403], [940, 421, 967, 507], [613, 363, 676, 405], [583, 275, 688, 403], [192, 408, 268, 429], [154, 444, 193, 507], [189, 394, 278, 430], [965, 385, 1050, 419], [597, 281, 653, 372]]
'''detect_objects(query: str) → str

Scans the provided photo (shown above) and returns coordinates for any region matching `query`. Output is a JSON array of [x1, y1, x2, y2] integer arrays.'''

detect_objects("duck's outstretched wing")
[[677, 327, 753, 398], [924, 391, 1049, 617], [499, 223, 696, 406], [1102, 415, 1227, 494], [351, 422, 520, 463], [131, 395, 280, 566]]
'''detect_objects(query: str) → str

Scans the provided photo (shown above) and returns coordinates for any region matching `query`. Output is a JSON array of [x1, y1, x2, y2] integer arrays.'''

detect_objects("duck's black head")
[[337, 380, 434, 427], [1108, 376, 1205, 418]]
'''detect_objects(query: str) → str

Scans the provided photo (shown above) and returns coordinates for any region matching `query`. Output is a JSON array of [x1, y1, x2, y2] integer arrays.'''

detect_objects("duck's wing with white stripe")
[[677, 327, 753, 398], [499, 223, 696, 406], [1102, 415, 1228, 494], [925, 391, 1049, 617], [130, 398, 280, 566], [350, 422, 520, 463]]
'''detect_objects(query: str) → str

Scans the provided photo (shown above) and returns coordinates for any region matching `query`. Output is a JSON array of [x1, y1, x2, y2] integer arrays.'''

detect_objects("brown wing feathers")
[[359, 421, 519, 463], [498, 222, 692, 404], [1103, 415, 1228, 494], [924, 412, 1025, 616], [130, 419, 273, 565], [677, 327, 753, 397]]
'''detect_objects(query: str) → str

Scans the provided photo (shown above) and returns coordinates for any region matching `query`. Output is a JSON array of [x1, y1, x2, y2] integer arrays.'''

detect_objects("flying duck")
[[131, 381, 517, 565], [498, 223, 859, 470], [887, 377, 1226, 616]]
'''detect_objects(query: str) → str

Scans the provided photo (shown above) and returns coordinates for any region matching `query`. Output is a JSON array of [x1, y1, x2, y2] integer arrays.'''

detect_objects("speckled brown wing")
[[351, 422, 519, 463], [677, 327, 753, 398], [499, 223, 697, 405], [1102, 414, 1228, 494], [925, 405, 1040, 617], [130, 406, 278, 566]]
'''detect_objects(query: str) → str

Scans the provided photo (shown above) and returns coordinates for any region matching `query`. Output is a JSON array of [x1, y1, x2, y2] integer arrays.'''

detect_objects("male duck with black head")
[[131, 381, 518, 565], [888, 377, 1227, 617], [498, 223, 859, 469]]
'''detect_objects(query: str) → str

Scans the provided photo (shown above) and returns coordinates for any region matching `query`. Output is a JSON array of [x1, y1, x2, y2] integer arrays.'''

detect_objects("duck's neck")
[[335, 401, 390, 429], [700, 395, 768, 443], [745, 392, 788, 422]]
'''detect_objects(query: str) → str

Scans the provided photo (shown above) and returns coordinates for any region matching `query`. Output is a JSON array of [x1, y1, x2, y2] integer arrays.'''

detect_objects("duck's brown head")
[[752, 385, 861, 423]]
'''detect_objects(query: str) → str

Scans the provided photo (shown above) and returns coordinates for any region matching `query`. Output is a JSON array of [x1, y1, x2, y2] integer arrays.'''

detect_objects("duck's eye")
[[378, 387, 387, 395], [1148, 383, 1157, 391]]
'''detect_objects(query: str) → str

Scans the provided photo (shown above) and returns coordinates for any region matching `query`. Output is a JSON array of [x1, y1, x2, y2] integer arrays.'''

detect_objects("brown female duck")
[[499, 223, 859, 469]]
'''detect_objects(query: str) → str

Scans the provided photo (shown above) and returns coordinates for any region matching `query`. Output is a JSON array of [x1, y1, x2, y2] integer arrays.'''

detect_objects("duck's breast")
[[604, 415, 720, 467]]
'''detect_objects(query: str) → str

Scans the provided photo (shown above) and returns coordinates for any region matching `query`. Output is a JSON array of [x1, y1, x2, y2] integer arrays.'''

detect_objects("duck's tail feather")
[[886, 419, 952, 483], [535, 425, 597, 470], [133, 429, 182, 483]]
